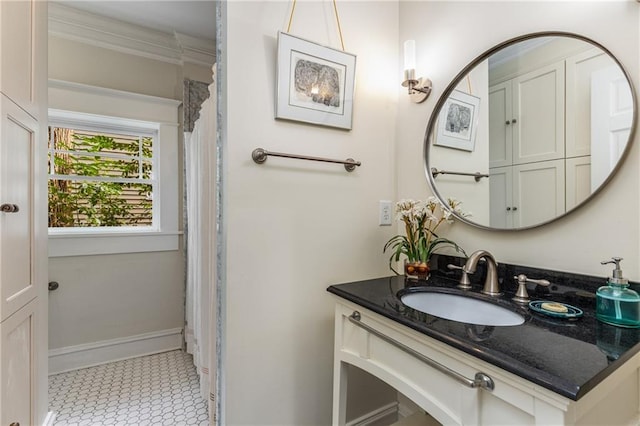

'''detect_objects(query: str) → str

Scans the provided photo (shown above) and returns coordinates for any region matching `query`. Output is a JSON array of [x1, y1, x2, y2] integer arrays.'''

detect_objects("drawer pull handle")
[[348, 311, 494, 391]]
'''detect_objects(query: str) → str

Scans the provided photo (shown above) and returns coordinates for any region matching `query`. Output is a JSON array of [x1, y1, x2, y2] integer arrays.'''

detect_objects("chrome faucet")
[[463, 250, 501, 296]]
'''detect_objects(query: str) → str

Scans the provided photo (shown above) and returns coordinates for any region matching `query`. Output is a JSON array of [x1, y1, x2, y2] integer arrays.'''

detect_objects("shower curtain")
[[184, 71, 216, 411]]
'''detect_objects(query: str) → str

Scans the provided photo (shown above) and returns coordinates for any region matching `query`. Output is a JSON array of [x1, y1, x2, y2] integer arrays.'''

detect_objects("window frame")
[[48, 116, 158, 230], [47, 80, 181, 257]]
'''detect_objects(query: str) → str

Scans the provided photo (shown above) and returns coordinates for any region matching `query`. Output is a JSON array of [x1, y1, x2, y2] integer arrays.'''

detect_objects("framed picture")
[[275, 31, 356, 130], [434, 90, 481, 152]]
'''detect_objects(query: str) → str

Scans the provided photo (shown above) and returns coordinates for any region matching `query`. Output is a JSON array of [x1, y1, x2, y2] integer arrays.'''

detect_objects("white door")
[[0, 0, 48, 424], [591, 65, 633, 191], [0, 95, 37, 322], [565, 156, 592, 211], [489, 82, 513, 168], [565, 48, 611, 158], [513, 160, 565, 228], [512, 62, 565, 165], [489, 166, 513, 228], [0, 298, 39, 426]]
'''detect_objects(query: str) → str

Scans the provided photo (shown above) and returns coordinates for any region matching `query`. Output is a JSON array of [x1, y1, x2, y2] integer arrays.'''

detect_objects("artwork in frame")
[[275, 31, 357, 130], [435, 90, 481, 152]]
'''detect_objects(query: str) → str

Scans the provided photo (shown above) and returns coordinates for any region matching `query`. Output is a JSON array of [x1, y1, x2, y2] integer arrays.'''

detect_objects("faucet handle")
[[448, 264, 472, 290], [512, 274, 551, 304]]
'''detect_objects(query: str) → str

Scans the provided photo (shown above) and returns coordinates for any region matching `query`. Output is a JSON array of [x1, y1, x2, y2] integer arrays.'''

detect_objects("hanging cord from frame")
[[286, 0, 346, 51], [466, 75, 473, 95]]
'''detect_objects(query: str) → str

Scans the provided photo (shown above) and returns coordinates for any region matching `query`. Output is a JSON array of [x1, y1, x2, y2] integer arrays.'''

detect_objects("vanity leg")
[[332, 361, 348, 426]]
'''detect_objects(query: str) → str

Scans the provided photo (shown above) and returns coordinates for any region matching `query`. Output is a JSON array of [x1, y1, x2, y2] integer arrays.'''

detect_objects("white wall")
[[47, 35, 212, 351], [222, 1, 399, 424], [48, 252, 184, 348], [397, 1, 640, 278], [430, 61, 490, 223]]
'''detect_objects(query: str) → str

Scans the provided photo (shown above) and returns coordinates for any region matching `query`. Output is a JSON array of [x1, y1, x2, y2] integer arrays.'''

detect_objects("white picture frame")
[[275, 31, 356, 130], [435, 90, 481, 152]]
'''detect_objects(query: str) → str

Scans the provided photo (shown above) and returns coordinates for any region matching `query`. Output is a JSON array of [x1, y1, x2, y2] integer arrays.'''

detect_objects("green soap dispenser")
[[596, 257, 640, 328]]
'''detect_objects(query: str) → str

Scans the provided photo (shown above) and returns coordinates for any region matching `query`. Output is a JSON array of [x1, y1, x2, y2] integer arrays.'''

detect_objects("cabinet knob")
[[511, 118, 517, 124], [506, 207, 511, 211], [0, 203, 19, 213], [512, 206, 518, 211], [505, 120, 511, 125]]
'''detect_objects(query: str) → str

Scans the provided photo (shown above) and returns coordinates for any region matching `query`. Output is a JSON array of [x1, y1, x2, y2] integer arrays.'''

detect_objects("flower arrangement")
[[383, 197, 468, 277]]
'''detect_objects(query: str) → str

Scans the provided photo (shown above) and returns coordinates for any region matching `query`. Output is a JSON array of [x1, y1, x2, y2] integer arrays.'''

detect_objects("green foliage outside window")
[[48, 128, 153, 228]]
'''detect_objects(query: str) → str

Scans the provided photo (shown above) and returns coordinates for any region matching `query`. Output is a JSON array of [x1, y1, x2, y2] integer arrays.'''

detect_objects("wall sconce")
[[401, 40, 432, 103]]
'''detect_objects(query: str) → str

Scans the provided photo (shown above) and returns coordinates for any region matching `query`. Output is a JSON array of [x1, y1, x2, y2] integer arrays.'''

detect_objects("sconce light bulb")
[[404, 40, 416, 71], [311, 85, 319, 95]]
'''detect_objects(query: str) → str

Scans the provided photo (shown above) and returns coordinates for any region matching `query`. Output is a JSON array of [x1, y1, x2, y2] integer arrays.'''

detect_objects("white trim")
[[48, 231, 181, 257], [48, 328, 183, 375], [43, 411, 57, 426], [397, 401, 416, 419], [175, 32, 217, 67], [48, 81, 181, 257], [48, 80, 182, 123], [49, 107, 167, 133], [346, 402, 399, 426], [48, 3, 215, 67]]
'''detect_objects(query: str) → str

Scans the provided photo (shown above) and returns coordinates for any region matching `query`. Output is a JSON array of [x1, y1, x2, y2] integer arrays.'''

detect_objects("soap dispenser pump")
[[596, 257, 640, 328]]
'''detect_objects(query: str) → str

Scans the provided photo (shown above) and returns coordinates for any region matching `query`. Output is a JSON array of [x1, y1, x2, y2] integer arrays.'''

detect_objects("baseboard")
[[43, 411, 57, 426], [397, 397, 421, 418], [397, 403, 413, 419], [346, 402, 399, 426], [49, 327, 183, 375]]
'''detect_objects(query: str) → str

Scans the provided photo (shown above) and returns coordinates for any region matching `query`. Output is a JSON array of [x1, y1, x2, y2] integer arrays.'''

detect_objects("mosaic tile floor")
[[49, 350, 209, 426]]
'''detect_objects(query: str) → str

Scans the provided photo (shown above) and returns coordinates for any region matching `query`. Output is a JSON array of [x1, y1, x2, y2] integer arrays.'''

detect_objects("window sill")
[[48, 230, 182, 257]]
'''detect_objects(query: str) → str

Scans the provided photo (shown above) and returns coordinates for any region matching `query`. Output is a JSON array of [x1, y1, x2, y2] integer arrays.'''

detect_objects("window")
[[48, 80, 181, 257], [48, 124, 155, 229]]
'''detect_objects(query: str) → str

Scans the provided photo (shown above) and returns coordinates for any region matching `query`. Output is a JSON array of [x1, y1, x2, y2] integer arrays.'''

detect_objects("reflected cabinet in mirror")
[[425, 32, 637, 230]]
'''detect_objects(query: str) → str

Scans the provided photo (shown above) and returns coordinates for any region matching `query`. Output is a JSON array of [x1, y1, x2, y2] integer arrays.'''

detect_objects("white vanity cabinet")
[[332, 299, 640, 426]]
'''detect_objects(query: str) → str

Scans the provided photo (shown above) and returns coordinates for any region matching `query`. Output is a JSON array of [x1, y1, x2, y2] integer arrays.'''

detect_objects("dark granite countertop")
[[326, 255, 640, 401]]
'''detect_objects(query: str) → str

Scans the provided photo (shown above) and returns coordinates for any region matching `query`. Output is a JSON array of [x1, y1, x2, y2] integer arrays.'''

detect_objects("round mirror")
[[425, 32, 637, 230]]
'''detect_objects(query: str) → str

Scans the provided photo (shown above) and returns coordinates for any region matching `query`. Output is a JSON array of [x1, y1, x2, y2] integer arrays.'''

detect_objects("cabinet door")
[[566, 156, 591, 211], [591, 65, 633, 191], [0, 0, 46, 119], [489, 82, 513, 168], [513, 160, 565, 228], [0, 298, 38, 426], [0, 95, 38, 322], [565, 48, 611, 158], [489, 166, 513, 228], [512, 62, 565, 165]]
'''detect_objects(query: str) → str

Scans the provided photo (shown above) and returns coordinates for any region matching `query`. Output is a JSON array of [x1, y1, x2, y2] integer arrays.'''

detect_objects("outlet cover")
[[379, 200, 392, 226]]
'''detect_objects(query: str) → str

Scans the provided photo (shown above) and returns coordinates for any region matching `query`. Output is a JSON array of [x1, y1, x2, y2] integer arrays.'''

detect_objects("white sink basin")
[[400, 291, 525, 326]]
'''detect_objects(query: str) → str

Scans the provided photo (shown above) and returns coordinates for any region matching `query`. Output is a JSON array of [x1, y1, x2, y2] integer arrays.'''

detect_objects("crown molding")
[[49, 3, 215, 67], [175, 32, 217, 68]]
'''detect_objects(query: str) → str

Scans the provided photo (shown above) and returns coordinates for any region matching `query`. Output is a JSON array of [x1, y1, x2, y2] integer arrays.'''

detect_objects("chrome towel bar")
[[251, 148, 361, 172], [431, 167, 489, 182], [348, 311, 494, 391]]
